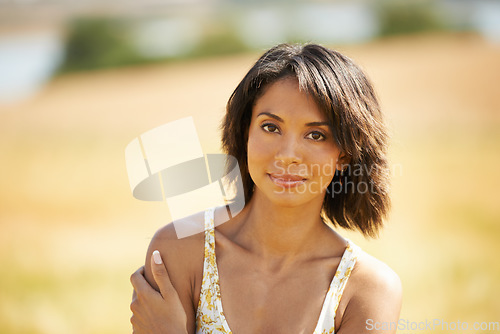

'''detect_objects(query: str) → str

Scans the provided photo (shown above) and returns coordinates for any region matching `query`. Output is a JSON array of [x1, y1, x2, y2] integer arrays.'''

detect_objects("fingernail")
[[153, 250, 162, 264]]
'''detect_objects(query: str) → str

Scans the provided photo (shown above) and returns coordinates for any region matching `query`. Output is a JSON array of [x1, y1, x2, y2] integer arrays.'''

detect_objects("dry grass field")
[[1, 33, 499, 333]]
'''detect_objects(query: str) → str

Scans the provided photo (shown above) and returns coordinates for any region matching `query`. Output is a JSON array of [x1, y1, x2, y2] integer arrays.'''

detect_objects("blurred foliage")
[[60, 18, 147, 72], [60, 2, 451, 72], [60, 16, 250, 73], [191, 22, 249, 58], [376, 0, 445, 36]]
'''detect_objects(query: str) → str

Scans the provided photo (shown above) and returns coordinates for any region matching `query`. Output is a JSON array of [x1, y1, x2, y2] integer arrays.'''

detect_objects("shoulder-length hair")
[[221, 43, 390, 237]]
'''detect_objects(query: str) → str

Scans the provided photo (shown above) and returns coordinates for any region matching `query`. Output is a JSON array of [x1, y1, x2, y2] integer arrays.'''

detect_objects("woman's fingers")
[[130, 266, 151, 297], [151, 250, 176, 298], [129, 254, 189, 334]]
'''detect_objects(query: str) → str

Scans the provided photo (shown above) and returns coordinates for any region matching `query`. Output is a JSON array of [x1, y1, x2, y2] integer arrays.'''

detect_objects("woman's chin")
[[258, 188, 317, 208]]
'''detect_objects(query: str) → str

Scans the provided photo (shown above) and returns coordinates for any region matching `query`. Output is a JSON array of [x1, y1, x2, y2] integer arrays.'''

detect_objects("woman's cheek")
[[248, 129, 271, 155], [315, 154, 337, 188], [247, 130, 268, 173]]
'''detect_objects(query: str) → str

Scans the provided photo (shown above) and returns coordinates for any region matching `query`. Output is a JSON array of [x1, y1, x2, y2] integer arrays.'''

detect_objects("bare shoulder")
[[337, 249, 402, 334], [149, 212, 205, 258], [141, 211, 207, 334], [352, 250, 402, 297], [144, 210, 206, 297]]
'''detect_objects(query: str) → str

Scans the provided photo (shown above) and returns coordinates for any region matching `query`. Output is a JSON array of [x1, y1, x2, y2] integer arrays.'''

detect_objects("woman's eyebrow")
[[257, 112, 283, 122], [258, 112, 330, 127], [305, 121, 330, 127]]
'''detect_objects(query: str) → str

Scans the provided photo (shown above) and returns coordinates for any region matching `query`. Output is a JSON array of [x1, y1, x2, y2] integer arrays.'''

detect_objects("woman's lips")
[[268, 174, 307, 188]]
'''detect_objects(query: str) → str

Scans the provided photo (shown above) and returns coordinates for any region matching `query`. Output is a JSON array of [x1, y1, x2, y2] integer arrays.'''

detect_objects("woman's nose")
[[275, 135, 303, 165]]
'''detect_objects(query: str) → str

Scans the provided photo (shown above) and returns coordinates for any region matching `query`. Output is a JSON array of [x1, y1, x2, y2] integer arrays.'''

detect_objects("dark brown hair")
[[221, 43, 390, 237]]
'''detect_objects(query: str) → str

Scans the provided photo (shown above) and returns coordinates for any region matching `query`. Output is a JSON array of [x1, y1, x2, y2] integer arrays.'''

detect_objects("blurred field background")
[[1, 0, 500, 333]]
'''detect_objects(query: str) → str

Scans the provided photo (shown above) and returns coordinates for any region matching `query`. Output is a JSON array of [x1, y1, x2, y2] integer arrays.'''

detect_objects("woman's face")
[[247, 77, 344, 208]]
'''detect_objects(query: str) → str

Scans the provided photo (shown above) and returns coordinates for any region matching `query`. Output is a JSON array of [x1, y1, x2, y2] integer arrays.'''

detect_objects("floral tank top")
[[195, 207, 360, 334]]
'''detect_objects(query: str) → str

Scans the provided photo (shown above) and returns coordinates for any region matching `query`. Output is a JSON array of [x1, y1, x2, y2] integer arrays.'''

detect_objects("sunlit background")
[[1, 0, 499, 333]]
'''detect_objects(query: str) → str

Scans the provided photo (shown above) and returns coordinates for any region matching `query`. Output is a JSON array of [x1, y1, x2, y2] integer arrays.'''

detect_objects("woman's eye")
[[306, 131, 326, 141], [262, 123, 279, 133]]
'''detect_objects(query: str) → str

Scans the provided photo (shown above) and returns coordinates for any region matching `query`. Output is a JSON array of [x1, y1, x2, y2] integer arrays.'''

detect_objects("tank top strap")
[[196, 207, 233, 333], [331, 240, 359, 304], [313, 239, 360, 334], [202, 206, 216, 268], [204, 206, 216, 230]]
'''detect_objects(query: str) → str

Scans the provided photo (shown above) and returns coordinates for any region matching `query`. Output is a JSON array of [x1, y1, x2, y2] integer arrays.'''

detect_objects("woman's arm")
[[130, 253, 187, 334], [337, 253, 403, 334], [131, 223, 200, 334]]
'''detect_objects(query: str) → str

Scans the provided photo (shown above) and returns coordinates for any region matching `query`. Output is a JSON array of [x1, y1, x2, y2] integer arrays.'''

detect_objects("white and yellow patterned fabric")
[[195, 207, 359, 334]]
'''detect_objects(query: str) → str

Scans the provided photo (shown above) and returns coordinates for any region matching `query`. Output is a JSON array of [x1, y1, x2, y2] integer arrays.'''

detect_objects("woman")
[[130, 43, 402, 334]]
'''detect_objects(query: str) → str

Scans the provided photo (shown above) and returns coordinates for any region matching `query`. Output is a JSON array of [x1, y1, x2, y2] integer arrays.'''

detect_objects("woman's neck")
[[228, 189, 335, 266]]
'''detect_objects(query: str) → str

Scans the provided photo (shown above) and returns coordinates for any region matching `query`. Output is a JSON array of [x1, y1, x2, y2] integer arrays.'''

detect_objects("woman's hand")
[[130, 250, 188, 334]]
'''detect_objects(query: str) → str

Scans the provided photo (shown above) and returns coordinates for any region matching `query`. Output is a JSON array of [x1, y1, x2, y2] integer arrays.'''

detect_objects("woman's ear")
[[336, 151, 351, 172]]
